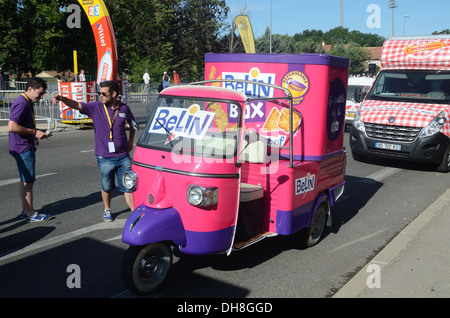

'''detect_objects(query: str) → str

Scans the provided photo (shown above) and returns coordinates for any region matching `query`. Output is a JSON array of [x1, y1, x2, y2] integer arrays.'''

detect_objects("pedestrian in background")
[[53, 81, 135, 222], [173, 70, 180, 85], [162, 74, 170, 89], [143, 69, 150, 93], [0, 67, 5, 89], [162, 71, 170, 82], [79, 69, 86, 82], [8, 77, 52, 222]]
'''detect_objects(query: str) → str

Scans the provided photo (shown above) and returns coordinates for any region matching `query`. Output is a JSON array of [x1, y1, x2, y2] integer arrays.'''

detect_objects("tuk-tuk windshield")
[[138, 96, 242, 159]]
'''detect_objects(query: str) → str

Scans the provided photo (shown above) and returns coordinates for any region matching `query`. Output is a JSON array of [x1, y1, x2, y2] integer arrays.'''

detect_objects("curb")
[[333, 187, 450, 298]]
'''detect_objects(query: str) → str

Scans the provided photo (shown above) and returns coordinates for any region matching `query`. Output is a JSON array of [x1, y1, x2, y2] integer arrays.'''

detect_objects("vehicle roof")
[[160, 85, 248, 102], [382, 35, 450, 70]]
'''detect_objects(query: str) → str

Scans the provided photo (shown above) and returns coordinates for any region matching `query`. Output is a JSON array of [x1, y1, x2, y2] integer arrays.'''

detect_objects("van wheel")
[[437, 143, 450, 173], [122, 242, 172, 295], [303, 203, 328, 247]]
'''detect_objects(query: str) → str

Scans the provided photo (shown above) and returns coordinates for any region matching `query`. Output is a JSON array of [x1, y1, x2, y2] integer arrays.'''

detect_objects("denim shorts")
[[96, 154, 132, 193], [12, 149, 36, 183]]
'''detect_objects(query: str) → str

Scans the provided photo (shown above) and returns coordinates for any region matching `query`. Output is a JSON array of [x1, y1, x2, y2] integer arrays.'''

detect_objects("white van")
[[350, 35, 450, 172], [345, 76, 375, 128]]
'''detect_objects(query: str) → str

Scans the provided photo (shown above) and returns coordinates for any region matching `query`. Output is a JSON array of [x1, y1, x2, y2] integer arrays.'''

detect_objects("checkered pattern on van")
[[360, 99, 450, 137], [382, 38, 450, 70]]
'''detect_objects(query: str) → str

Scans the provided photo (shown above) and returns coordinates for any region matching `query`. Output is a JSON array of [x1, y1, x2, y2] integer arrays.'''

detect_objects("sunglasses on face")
[[98, 92, 110, 97]]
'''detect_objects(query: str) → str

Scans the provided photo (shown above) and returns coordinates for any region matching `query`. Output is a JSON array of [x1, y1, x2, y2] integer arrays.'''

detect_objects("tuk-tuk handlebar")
[[190, 79, 295, 168]]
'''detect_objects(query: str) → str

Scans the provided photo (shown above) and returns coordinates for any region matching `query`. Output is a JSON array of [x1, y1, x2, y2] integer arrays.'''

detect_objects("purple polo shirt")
[[80, 101, 135, 157], [9, 94, 35, 155]]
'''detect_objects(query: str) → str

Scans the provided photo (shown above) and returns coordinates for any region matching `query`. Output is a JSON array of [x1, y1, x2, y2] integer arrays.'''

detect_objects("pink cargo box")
[[204, 53, 350, 161]]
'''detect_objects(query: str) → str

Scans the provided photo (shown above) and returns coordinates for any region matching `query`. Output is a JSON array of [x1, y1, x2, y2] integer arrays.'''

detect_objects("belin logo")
[[149, 105, 216, 144], [295, 173, 316, 196]]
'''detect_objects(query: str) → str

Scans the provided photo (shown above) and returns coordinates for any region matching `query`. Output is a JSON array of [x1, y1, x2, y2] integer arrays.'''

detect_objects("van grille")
[[364, 122, 422, 143]]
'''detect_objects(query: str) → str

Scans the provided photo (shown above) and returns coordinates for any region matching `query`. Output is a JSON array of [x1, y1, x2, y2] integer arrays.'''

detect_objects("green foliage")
[[1, 3, 443, 83], [328, 42, 370, 74]]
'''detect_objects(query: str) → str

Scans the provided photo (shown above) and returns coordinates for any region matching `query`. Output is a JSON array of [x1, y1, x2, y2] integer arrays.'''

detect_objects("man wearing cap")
[[162, 71, 170, 82]]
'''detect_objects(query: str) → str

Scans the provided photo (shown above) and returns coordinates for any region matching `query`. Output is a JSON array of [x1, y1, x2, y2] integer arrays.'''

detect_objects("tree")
[[0, 0, 96, 78], [105, 0, 229, 82], [328, 42, 370, 74], [174, 0, 229, 79]]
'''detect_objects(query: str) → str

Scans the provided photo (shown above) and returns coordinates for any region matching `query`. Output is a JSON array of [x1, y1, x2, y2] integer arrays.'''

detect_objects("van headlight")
[[122, 171, 137, 191], [353, 107, 365, 133], [419, 111, 447, 138], [187, 185, 218, 206]]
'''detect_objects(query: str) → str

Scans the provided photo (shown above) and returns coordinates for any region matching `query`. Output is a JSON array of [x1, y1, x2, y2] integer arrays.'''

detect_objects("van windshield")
[[138, 96, 242, 159], [367, 70, 450, 104]]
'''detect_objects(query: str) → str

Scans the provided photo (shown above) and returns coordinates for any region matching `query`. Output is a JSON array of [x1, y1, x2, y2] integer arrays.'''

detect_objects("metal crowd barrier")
[[0, 89, 157, 130], [0, 90, 58, 130]]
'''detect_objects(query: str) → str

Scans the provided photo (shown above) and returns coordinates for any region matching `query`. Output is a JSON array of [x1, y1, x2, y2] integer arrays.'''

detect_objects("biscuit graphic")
[[209, 66, 222, 87], [278, 108, 301, 133], [208, 102, 229, 132], [263, 107, 281, 131]]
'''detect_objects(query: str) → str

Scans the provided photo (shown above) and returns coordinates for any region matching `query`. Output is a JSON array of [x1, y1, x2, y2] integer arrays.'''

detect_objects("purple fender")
[[122, 204, 186, 247]]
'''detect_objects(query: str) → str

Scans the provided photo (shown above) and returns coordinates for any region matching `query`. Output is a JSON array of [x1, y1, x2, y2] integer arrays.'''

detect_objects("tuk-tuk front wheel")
[[122, 242, 172, 295], [304, 203, 328, 247]]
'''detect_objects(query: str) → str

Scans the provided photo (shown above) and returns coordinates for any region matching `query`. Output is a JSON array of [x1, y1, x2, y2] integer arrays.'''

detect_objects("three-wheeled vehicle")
[[121, 53, 349, 295]]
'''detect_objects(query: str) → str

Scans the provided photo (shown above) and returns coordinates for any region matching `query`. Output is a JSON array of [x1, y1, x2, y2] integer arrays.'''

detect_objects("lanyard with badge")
[[104, 104, 118, 152], [22, 93, 38, 145]]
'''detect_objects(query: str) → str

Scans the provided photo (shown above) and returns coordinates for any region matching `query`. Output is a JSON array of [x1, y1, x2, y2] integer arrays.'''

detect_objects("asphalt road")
[[1, 127, 450, 299]]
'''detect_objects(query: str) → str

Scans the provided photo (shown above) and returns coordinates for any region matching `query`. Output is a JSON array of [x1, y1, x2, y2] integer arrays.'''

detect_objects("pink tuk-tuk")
[[121, 53, 349, 294]]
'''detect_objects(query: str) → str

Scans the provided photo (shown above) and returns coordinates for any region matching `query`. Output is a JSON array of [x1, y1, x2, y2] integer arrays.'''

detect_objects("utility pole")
[[270, 0, 272, 53], [388, 0, 398, 36]]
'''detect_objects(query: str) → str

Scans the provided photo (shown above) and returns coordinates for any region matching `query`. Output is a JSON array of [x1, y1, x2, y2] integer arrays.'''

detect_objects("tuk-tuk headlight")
[[187, 185, 218, 207], [122, 171, 137, 191]]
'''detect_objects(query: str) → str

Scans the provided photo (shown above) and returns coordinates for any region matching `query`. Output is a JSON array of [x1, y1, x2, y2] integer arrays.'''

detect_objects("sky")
[[226, 0, 450, 39]]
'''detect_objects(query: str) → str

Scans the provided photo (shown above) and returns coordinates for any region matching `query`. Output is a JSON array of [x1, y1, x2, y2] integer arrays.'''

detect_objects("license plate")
[[375, 142, 402, 151], [346, 112, 355, 118]]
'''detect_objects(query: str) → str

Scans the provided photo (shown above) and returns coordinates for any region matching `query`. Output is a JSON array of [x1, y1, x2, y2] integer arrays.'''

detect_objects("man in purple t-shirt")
[[53, 81, 135, 221], [8, 77, 52, 222]]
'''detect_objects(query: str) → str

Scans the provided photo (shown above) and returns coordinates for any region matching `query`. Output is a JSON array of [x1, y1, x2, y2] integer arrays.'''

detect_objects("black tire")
[[437, 143, 450, 173], [304, 203, 328, 247], [122, 242, 172, 295]]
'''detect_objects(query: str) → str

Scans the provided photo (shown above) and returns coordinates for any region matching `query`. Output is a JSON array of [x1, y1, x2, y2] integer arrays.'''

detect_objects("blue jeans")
[[12, 150, 36, 183], [96, 154, 132, 193]]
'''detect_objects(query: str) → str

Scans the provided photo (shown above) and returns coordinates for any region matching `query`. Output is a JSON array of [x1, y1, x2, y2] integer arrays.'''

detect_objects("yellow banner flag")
[[234, 15, 255, 53]]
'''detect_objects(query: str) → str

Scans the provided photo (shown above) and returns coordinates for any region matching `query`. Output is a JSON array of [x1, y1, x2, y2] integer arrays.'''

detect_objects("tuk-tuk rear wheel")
[[122, 242, 172, 295], [304, 203, 328, 247]]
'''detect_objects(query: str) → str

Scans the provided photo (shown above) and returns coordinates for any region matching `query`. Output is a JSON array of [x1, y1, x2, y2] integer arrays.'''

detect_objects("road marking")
[[103, 235, 122, 242], [80, 149, 95, 153], [0, 172, 58, 187], [0, 219, 126, 263], [331, 228, 388, 253], [359, 167, 401, 184]]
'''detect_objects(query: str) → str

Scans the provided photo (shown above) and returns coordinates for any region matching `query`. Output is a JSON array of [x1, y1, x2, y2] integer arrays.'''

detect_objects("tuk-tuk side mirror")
[[131, 120, 142, 137]]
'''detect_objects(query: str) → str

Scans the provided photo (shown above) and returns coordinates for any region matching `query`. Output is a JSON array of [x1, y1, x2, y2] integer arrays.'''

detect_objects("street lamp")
[[403, 15, 410, 36], [388, 0, 398, 36]]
